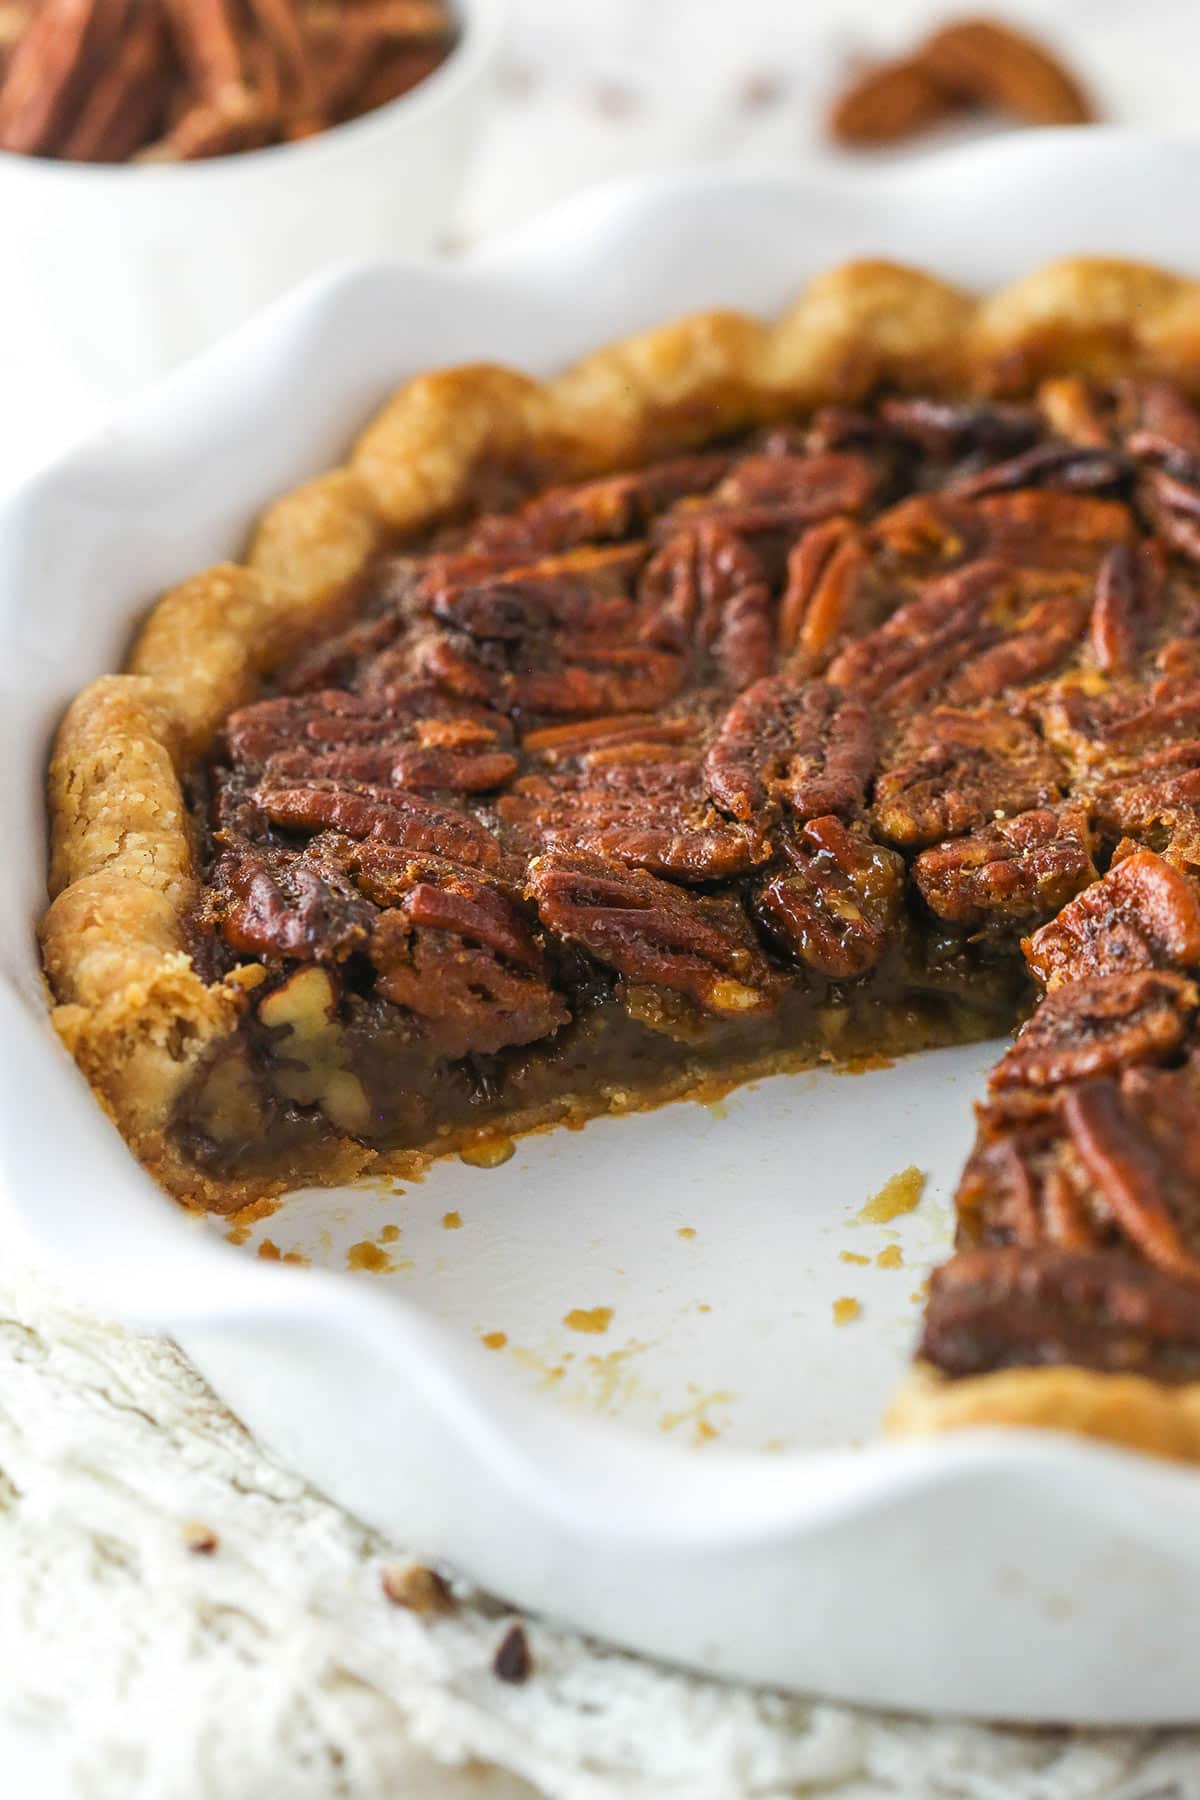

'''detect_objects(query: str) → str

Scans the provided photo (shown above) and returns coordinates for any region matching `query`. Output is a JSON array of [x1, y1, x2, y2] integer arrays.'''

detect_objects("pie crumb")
[[381, 1562, 455, 1616], [858, 1167, 926, 1224], [833, 1296, 861, 1326]]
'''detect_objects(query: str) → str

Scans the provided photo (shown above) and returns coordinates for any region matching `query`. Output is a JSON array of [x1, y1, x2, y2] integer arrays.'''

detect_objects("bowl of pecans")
[[0, 0, 502, 395]]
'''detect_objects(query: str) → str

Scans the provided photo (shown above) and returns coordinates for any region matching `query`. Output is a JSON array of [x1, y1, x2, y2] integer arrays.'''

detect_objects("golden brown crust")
[[38, 252, 1200, 1265], [887, 1362, 1200, 1465]]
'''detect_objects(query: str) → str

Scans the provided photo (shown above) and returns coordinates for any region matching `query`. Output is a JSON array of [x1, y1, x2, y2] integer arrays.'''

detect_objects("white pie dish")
[[7, 130, 1200, 1723]]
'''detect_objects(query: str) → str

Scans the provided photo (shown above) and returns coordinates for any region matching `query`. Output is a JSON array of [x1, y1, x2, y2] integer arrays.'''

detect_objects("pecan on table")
[[1024, 849, 1200, 988], [830, 17, 1095, 151], [755, 815, 905, 980], [920, 1246, 1200, 1382], [526, 849, 776, 1017], [703, 676, 874, 824], [920, 20, 1095, 128], [496, 759, 769, 883], [913, 804, 1096, 928], [990, 969, 1198, 1091], [369, 878, 568, 1060], [873, 705, 1063, 849]]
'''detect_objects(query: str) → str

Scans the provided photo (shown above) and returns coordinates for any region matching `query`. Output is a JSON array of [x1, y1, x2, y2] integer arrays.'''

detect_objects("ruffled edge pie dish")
[[39, 240, 1200, 1473]]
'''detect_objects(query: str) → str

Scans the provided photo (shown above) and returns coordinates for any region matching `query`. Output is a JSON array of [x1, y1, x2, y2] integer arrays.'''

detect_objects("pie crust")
[[40, 255, 1200, 1462]]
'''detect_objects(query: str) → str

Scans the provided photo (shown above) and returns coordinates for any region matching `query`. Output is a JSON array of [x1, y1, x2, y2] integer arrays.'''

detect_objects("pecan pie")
[[43, 256, 1200, 1463]]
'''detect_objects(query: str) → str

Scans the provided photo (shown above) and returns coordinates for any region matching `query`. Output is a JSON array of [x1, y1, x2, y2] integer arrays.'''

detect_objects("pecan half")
[[1024, 849, 1200, 988], [878, 397, 1041, 462], [469, 456, 729, 557], [873, 706, 1063, 849], [777, 520, 871, 660], [638, 524, 772, 689], [663, 452, 876, 540], [913, 805, 1096, 928], [990, 970, 1197, 1091], [828, 55, 958, 146], [370, 879, 568, 1059], [921, 18, 1094, 127], [920, 1247, 1200, 1382], [947, 440, 1127, 501], [526, 850, 775, 1016], [703, 677, 874, 824], [1089, 540, 1164, 674], [755, 816, 904, 979], [227, 687, 517, 793], [206, 837, 374, 963], [1138, 466, 1200, 564], [497, 760, 769, 883], [1062, 1074, 1200, 1283], [826, 560, 1009, 713], [254, 778, 521, 883]]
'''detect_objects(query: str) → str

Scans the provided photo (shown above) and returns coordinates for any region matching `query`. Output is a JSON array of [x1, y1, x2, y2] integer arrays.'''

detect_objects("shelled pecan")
[[756, 816, 904, 979], [526, 850, 776, 1017], [829, 15, 1095, 151]]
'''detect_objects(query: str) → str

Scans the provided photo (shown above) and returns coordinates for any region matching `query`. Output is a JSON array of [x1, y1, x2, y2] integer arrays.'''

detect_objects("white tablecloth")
[[8, 3, 1200, 1793]]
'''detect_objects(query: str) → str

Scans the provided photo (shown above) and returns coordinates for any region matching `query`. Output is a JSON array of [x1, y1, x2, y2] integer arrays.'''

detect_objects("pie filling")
[[177, 379, 1200, 1387]]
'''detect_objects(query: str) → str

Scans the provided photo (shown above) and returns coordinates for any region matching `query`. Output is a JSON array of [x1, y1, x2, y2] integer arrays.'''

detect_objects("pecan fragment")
[[756, 816, 904, 979], [921, 1247, 1200, 1382], [703, 677, 874, 823], [1024, 850, 1200, 988], [527, 850, 775, 1016], [873, 706, 1062, 849], [991, 970, 1197, 1091], [913, 805, 1096, 928]]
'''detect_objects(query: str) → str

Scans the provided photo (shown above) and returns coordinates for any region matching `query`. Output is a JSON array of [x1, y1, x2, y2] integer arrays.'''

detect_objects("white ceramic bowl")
[[7, 132, 1200, 1724], [0, 0, 503, 400]]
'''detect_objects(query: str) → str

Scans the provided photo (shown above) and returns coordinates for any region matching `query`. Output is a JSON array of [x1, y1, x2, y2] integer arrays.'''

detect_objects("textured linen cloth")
[[7, 2, 1200, 1794]]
